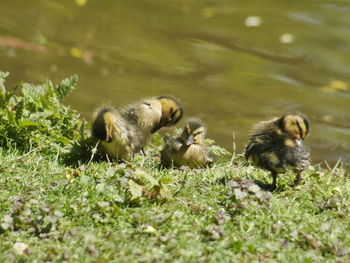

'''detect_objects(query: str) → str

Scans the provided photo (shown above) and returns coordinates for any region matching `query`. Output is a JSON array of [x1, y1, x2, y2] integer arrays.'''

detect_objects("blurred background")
[[1, 0, 349, 165]]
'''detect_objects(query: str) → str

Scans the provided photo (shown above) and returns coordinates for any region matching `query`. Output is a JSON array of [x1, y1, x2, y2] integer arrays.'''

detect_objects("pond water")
[[1, 0, 349, 165]]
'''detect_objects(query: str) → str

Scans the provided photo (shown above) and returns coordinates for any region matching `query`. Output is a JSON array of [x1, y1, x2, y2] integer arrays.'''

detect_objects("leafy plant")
[[127, 168, 173, 202], [205, 138, 232, 159], [0, 72, 91, 158]]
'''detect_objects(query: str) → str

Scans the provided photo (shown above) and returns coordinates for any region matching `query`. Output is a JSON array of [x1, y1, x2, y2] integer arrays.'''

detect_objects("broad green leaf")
[[159, 176, 172, 183], [134, 169, 159, 186], [128, 180, 143, 200], [159, 183, 173, 200]]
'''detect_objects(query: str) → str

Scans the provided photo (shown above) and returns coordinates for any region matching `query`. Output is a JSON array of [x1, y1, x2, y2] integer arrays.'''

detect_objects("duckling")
[[121, 95, 183, 148], [92, 106, 137, 161], [161, 118, 215, 168], [245, 114, 310, 189], [92, 96, 183, 161]]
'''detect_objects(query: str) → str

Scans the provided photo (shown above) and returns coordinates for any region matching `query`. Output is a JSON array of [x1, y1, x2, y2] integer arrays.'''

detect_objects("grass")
[[0, 72, 350, 262]]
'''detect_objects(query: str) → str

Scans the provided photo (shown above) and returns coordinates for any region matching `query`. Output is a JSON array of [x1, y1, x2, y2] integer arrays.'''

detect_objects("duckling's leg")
[[140, 148, 146, 156], [294, 170, 302, 185], [271, 171, 277, 190]]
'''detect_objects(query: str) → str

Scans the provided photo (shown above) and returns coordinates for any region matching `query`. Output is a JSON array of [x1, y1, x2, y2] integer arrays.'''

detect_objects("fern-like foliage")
[[0, 72, 90, 157], [56, 75, 78, 100]]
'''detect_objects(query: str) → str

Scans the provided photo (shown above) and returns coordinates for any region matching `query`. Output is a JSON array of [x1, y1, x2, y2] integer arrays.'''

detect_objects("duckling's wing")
[[284, 143, 310, 171], [245, 120, 279, 161], [205, 151, 216, 166], [163, 136, 182, 151], [121, 106, 139, 124], [207, 151, 215, 162], [160, 137, 181, 168], [244, 140, 257, 160]]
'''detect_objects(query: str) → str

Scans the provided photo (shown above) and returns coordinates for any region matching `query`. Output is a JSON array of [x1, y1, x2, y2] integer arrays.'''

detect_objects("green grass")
[[0, 72, 350, 262]]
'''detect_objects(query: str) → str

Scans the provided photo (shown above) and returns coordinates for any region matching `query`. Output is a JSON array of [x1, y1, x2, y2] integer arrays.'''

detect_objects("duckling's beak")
[[151, 122, 163, 133], [185, 135, 194, 146]]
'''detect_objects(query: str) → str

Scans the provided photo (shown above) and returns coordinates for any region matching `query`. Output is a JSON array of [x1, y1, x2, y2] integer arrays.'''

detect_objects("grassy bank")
[[0, 73, 349, 262]]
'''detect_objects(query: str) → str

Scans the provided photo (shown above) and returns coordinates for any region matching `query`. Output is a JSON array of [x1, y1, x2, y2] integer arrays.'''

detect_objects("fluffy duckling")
[[245, 114, 310, 189], [121, 96, 183, 147], [92, 107, 136, 161], [161, 118, 214, 168], [92, 96, 183, 161]]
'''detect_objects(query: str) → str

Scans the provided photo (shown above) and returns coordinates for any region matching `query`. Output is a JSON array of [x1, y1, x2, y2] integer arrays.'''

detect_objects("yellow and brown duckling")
[[92, 96, 183, 161], [161, 118, 215, 168], [121, 95, 183, 144], [245, 114, 310, 189]]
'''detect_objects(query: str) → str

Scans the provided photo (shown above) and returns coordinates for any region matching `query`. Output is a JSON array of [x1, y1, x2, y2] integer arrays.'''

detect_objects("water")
[[1, 0, 349, 165]]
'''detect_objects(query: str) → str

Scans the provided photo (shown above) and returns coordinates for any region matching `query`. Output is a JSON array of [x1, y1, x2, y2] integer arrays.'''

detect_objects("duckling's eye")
[[143, 102, 151, 108], [193, 131, 203, 136]]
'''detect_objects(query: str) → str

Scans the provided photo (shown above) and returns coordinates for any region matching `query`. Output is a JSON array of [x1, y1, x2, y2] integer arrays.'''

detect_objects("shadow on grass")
[[254, 179, 292, 193], [60, 137, 100, 167], [253, 181, 275, 192]]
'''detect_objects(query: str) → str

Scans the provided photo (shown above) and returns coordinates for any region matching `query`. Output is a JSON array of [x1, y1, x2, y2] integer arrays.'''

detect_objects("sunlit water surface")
[[1, 0, 350, 165]]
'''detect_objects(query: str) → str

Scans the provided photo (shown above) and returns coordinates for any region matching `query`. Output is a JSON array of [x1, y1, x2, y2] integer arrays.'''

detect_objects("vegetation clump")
[[0, 72, 349, 262], [0, 72, 90, 156]]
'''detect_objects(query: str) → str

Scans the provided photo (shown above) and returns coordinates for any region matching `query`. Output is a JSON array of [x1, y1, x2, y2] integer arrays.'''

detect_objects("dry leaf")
[[13, 242, 28, 255], [234, 188, 248, 200], [299, 231, 321, 250], [248, 184, 260, 194]]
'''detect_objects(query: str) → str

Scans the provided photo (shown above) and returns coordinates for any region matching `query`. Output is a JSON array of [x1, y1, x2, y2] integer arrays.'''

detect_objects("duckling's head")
[[278, 114, 310, 140], [151, 95, 183, 133], [180, 118, 206, 145]]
